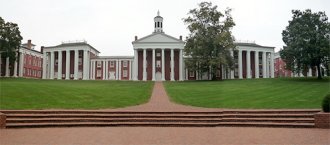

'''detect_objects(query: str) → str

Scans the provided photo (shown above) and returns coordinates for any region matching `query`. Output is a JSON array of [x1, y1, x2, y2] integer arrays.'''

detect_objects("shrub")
[[322, 94, 330, 112]]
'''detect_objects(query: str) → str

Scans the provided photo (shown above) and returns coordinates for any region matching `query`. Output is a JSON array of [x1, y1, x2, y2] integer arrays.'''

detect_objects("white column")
[[13, 52, 18, 77], [170, 49, 174, 81], [133, 49, 138, 80], [65, 50, 70, 80], [118, 60, 122, 80], [230, 50, 234, 79], [57, 51, 62, 79], [90, 60, 93, 79], [143, 49, 147, 81], [238, 50, 243, 79], [83, 50, 88, 80], [91, 61, 95, 80], [42, 52, 47, 79], [129, 60, 132, 80], [152, 49, 156, 81], [246, 50, 251, 79], [255, 51, 259, 78], [5, 57, 10, 77], [262, 52, 267, 78], [74, 50, 79, 80], [179, 49, 183, 81], [185, 68, 188, 80], [116, 60, 119, 80], [105, 60, 108, 80], [308, 67, 312, 77], [161, 48, 165, 81], [50, 51, 55, 79], [270, 52, 274, 78], [19, 52, 24, 77]]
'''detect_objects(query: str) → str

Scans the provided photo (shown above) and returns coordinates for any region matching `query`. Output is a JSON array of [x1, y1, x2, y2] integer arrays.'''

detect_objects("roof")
[[45, 42, 100, 53], [21, 43, 36, 46], [20, 46, 42, 54], [234, 42, 275, 48]]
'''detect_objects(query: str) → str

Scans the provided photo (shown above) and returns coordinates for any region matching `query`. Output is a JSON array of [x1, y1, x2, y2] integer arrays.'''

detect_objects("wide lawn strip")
[[0, 78, 154, 109], [164, 77, 330, 109]]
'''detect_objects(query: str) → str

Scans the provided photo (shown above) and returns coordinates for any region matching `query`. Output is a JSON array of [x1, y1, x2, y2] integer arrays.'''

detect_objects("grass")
[[164, 77, 330, 109], [0, 78, 154, 109]]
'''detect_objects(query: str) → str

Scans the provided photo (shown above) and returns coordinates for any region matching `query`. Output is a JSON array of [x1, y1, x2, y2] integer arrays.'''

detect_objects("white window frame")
[[110, 61, 115, 68], [97, 61, 102, 68], [97, 70, 101, 77], [123, 61, 127, 68], [123, 70, 128, 77], [78, 58, 82, 65]]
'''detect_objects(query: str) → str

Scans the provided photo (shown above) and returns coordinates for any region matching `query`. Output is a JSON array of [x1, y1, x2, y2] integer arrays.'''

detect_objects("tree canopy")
[[183, 2, 235, 80], [0, 16, 23, 63], [280, 9, 330, 79]]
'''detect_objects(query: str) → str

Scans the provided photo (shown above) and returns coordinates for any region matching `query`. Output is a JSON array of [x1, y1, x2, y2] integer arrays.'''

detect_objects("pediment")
[[134, 33, 183, 43]]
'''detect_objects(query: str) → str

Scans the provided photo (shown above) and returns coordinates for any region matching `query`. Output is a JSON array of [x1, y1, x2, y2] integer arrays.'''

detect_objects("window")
[[97, 61, 102, 68], [78, 58, 82, 65], [156, 60, 161, 68], [156, 53, 161, 57], [55, 59, 58, 65], [123, 70, 128, 77], [123, 61, 127, 67], [97, 70, 101, 77], [189, 71, 195, 77], [110, 61, 115, 68]]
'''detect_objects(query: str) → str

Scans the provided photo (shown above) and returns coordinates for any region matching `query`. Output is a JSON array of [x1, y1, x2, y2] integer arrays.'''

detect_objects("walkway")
[[114, 81, 220, 111]]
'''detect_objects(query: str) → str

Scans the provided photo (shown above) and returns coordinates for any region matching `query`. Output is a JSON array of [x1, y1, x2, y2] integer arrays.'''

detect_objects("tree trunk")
[[317, 64, 322, 79]]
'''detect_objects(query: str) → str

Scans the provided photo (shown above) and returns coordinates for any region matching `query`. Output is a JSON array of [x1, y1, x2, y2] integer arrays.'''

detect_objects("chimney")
[[27, 40, 32, 49], [179, 35, 182, 40], [41, 46, 44, 53], [135, 36, 138, 41]]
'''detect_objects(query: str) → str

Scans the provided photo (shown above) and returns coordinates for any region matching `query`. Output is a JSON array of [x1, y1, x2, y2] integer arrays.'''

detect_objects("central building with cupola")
[[132, 11, 184, 81]]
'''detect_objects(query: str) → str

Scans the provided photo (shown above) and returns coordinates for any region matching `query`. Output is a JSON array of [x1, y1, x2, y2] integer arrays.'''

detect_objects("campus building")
[[1, 12, 280, 80]]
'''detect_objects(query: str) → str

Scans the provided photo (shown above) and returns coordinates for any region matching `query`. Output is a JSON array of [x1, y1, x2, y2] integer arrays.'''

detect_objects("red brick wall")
[[121, 60, 130, 80], [147, 50, 152, 80], [174, 50, 179, 80], [165, 50, 170, 80], [251, 51, 255, 78], [138, 51, 143, 80], [242, 51, 246, 78], [23, 53, 42, 78]]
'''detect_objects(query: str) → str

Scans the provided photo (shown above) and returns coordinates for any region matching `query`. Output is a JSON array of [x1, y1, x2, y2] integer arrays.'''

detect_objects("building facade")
[[1, 12, 281, 81]]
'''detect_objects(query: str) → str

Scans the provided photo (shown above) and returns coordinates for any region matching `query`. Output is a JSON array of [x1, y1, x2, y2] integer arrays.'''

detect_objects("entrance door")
[[156, 72, 162, 81], [109, 71, 115, 80]]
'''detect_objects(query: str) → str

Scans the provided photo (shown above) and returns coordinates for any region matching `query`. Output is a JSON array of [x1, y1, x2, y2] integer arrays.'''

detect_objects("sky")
[[1, 0, 329, 56]]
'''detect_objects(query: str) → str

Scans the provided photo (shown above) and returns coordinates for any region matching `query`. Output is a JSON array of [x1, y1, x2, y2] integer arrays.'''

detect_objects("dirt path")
[[114, 81, 221, 111]]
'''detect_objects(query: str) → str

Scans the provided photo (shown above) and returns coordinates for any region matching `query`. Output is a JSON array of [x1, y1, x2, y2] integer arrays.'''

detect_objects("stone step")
[[222, 114, 314, 118], [7, 118, 223, 123], [0, 110, 223, 114], [6, 121, 314, 128], [223, 109, 320, 114], [5, 114, 222, 118], [218, 122, 315, 128], [222, 118, 314, 123]]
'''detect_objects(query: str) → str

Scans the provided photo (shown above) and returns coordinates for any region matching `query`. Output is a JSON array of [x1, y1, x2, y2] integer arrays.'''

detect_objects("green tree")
[[281, 9, 330, 79], [183, 2, 235, 80], [0, 17, 23, 63]]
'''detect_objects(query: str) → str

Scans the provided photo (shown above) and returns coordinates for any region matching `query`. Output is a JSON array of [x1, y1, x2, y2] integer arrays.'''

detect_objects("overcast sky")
[[1, 0, 329, 55]]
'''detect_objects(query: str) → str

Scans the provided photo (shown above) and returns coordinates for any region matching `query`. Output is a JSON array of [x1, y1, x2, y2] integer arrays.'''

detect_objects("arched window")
[[157, 22, 160, 27], [161, 22, 162, 28], [155, 22, 156, 28]]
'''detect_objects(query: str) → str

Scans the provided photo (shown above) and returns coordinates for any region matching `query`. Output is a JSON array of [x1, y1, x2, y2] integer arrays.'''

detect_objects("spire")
[[157, 10, 160, 16]]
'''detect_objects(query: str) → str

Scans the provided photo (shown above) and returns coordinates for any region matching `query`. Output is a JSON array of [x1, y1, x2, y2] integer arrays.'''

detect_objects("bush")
[[322, 94, 330, 112]]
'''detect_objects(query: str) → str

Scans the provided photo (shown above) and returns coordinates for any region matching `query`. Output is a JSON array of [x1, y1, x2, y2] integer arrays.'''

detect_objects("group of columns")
[[43, 49, 90, 80], [133, 48, 183, 81], [233, 50, 274, 79], [0, 53, 19, 77], [89, 59, 133, 80]]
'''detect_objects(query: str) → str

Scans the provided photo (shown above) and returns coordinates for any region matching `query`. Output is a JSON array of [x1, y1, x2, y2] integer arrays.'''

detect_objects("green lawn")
[[0, 78, 154, 109], [164, 77, 330, 109]]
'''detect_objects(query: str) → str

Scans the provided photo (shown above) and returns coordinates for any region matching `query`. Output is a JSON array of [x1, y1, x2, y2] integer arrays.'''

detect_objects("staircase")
[[0, 110, 319, 128]]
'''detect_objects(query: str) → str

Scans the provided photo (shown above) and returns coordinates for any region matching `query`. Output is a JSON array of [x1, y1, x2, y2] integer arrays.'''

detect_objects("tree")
[[183, 2, 235, 80], [0, 16, 23, 63], [281, 9, 330, 79]]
